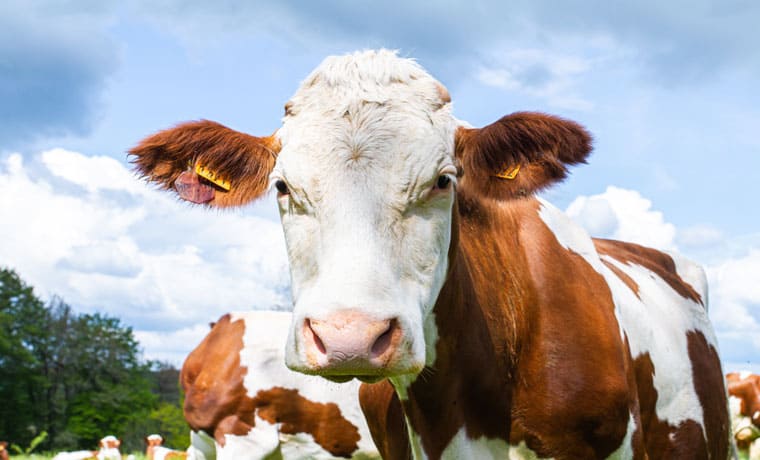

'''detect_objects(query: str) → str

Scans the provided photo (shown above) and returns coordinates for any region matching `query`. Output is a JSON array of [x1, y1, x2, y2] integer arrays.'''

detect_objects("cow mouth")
[[323, 375, 386, 384]]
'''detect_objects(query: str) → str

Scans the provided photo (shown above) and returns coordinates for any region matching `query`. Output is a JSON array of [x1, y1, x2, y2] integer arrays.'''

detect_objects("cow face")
[[130, 49, 591, 383], [274, 51, 458, 381]]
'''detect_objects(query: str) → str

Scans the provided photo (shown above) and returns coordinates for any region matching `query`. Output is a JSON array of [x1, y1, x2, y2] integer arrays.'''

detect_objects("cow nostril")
[[371, 318, 397, 359], [307, 319, 327, 355]]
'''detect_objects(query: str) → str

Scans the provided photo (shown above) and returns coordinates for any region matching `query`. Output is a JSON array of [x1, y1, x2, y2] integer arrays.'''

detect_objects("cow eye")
[[275, 180, 290, 195], [435, 175, 452, 190]]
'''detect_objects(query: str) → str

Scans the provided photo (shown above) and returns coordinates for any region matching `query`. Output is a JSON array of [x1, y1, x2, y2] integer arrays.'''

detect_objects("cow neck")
[[392, 193, 538, 459]]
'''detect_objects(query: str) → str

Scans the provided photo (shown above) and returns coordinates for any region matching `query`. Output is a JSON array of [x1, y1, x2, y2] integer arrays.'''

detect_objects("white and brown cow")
[[180, 310, 379, 459], [131, 50, 731, 458]]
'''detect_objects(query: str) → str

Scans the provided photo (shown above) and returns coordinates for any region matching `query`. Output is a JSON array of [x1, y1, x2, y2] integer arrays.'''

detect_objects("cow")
[[0, 441, 8, 460], [145, 434, 188, 460], [52, 450, 98, 460], [131, 49, 732, 459], [180, 310, 380, 459], [727, 372, 760, 456], [96, 436, 121, 460]]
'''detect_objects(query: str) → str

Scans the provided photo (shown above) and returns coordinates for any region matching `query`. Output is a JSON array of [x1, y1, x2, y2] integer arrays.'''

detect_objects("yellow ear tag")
[[494, 164, 521, 180], [195, 163, 231, 191]]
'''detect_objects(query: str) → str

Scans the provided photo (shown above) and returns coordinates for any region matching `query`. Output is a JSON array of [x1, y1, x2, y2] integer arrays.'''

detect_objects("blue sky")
[[1, 1, 758, 368]]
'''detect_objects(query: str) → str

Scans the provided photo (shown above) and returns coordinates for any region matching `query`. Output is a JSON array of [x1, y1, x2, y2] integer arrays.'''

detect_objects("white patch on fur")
[[230, 311, 379, 458], [665, 250, 708, 308], [273, 50, 457, 374], [601, 254, 714, 435], [217, 415, 280, 460], [537, 198, 606, 274]]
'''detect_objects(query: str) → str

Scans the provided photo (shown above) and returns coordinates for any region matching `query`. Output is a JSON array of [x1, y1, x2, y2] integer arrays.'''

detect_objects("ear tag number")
[[494, 164, 521, 180], [195, 163, 231, 191]]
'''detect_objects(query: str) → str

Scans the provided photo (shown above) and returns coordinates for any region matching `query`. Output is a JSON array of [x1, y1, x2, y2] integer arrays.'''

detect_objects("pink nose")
[[302, 311, 402, 375]]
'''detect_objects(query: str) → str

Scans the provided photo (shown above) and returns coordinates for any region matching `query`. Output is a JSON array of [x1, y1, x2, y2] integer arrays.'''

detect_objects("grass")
[[10, 454, 148, 460]]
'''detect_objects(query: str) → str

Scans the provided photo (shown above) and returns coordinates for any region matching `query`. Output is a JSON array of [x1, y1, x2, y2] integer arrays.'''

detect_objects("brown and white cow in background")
[[728, 372, 760, 458], [145, 434, 188, 460], [132, 49, 732, 459], [181, 311, 379, 460]]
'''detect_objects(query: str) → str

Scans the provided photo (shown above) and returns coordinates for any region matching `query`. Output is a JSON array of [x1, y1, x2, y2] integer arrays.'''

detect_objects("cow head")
[[131, 50, 591, 382], [99, 435, 121, 450], [145, 434, 163, 447]]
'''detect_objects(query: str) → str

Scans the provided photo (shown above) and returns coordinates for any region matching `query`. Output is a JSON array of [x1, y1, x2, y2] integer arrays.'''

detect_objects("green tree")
[[0, 267, 182, 453], [0, 268, 49, 447]]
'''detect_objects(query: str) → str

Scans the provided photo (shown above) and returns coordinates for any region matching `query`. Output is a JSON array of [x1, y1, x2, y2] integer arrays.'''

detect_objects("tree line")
[[0, 267, 188, 453]]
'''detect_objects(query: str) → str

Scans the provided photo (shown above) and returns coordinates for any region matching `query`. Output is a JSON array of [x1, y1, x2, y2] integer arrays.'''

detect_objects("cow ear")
[[129, 120, 279, 208], [455, 112, 592, 200]]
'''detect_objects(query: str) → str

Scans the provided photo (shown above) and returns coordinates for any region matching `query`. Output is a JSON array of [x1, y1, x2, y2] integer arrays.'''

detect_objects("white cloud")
[[565, 185, 676, 250], [134, 323, 211, 365], [677, 224, 723, 249], [476, 48, 595, 111], [0, 149, 290, 366], [41, 148, 144, 194]]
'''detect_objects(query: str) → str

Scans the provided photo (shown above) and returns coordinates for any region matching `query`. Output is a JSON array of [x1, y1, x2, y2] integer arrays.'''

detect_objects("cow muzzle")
[[297, 310, 408, 381]]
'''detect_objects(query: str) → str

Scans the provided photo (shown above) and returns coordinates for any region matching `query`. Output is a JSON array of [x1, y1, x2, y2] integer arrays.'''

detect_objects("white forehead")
[[275, 50, 456, 186]]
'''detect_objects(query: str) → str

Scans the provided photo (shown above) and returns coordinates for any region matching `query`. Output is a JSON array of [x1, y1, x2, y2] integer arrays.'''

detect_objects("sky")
[[1, 1, 758, 369]]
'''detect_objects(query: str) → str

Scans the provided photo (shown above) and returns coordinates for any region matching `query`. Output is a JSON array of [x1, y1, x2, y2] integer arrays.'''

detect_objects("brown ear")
[[455, 112, 592, 200], [129, 120, 279, 207]]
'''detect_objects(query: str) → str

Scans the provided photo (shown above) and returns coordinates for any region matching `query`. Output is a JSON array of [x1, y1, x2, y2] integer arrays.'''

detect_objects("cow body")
[[181, 310, 379, 460], [132, 50, 732, 459], [51, 452, 98, 460], [362, 197, 728, 458]]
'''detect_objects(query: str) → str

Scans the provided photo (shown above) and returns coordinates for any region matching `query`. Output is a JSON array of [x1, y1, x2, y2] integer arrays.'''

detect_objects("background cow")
[[96, 436, 121, 460], [0, 441, 8, 460], [145, 434, 188, 460], [181, 310, 379, 460], [728, 372, 760, 458], [132, 49, 732, 459]]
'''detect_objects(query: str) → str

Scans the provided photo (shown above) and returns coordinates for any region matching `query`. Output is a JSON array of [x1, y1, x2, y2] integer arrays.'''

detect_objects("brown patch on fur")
[[634, 351, 709, 458], [181, 314, 361, 457], [129, 120, 279, 207], [181, 314, 250, 442], [393, 197, 636, 458], [253, 387, 360, 458], [600, 257, 641, 298], [359, 381, 411, 459], [688, 331, 730, 459], [594, 238, 704, 305], [455, 112, 592, 200]]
